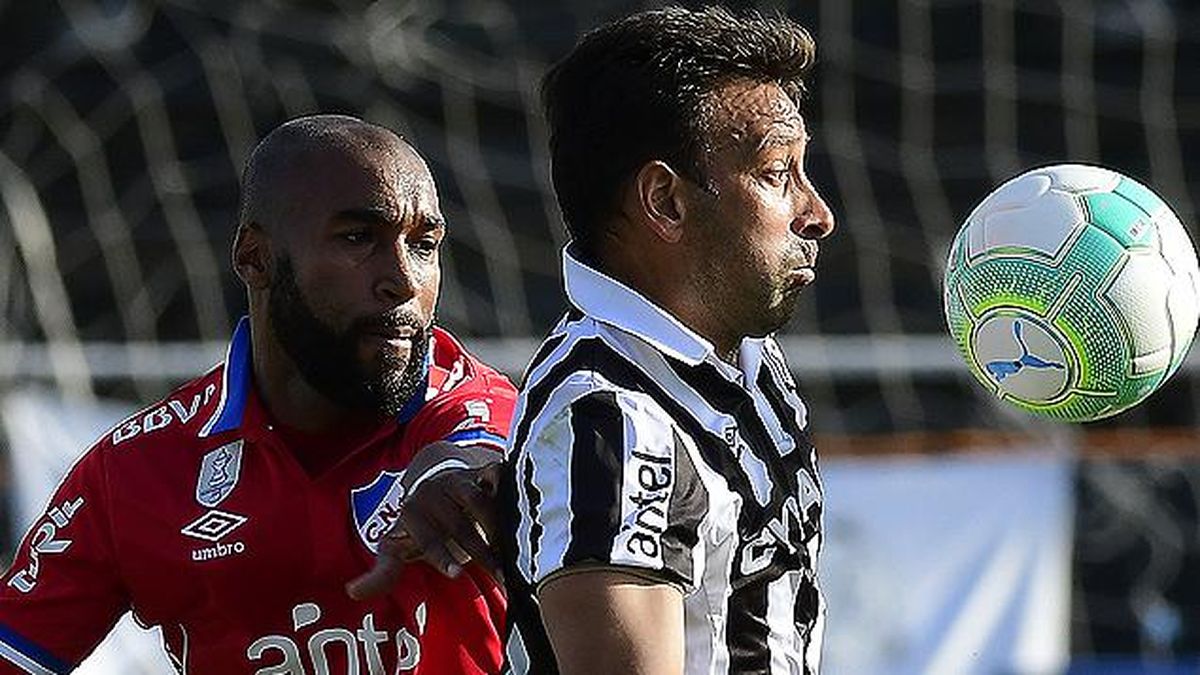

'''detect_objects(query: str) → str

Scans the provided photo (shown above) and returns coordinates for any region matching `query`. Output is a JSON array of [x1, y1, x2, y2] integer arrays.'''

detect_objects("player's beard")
[[267, 256, 431, 417]]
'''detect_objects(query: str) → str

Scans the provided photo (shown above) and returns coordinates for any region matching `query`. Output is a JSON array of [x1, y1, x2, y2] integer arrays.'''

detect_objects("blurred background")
[[1, 0, 1198, 673]]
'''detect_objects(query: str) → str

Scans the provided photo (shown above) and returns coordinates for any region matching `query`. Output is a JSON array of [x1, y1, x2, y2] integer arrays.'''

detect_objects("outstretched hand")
[[346, 441, 502, 600]]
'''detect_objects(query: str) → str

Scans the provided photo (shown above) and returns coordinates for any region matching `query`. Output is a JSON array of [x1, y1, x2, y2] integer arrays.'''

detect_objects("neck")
[[598, 243, 741, 365], [687, 319, 740, 366], [248, 313, 380, 434]]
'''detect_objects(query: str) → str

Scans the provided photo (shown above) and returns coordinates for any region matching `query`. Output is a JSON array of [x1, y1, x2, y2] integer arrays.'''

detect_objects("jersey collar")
[[563, 246, 765, 385], [199, 317, 252, 438], [198, 316, 432, 438]]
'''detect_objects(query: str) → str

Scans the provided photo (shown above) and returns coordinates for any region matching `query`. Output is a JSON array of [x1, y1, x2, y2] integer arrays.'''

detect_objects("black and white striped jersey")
[[500, 250, 825, 675]]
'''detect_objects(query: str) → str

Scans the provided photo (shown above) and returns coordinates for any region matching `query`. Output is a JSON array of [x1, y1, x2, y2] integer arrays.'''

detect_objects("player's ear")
[[631, 160, 686, 244], [232, 222, 271, 290]]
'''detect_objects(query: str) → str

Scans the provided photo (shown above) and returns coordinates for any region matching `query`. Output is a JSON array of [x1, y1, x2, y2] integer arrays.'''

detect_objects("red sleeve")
[[0, 444, 128, 674], [405, 368, 515, 674], [416, 369, 517, 455]]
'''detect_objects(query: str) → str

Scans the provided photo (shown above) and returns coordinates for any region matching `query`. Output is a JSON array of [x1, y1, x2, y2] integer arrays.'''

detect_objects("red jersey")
[[0, 319, 516, 674]]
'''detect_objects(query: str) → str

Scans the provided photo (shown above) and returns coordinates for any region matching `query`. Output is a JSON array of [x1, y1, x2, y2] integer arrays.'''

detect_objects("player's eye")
[[763, 166, 791, 188], [338, 229, 373, 245], [411, 236, 440, 259]]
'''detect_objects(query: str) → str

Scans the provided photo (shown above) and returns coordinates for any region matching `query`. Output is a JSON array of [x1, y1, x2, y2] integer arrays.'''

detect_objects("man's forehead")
[[706, 80, 806, 149], [758, 116, 808, 149], [289, 142, 441, 223], [334, 165, 441, 221]]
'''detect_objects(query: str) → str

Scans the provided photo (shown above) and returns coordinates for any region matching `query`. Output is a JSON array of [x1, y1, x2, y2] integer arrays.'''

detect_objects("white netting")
[[2, 0, 1198, 434]]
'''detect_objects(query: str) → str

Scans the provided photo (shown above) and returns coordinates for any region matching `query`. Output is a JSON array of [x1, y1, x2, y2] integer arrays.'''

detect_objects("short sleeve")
[[0, 445, 128, 673], [414, 370, 518, 455], [510, 386, 707, 591]]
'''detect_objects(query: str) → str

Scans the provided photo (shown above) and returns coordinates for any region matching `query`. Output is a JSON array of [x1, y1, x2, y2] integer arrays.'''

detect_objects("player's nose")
[[792, 177, 836, 240], [374, 237, 418, 303]]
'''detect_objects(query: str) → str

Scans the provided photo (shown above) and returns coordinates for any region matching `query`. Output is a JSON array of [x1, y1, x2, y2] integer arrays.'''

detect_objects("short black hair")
[[542, 5, 817, 260]]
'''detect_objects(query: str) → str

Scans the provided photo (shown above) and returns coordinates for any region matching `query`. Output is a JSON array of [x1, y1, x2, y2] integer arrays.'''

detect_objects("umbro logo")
[[183, 509, 249, 562], [181, 509, 247, 542]]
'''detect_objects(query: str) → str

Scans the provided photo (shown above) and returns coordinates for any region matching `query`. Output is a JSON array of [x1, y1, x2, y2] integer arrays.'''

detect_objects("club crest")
[[351, 471, 407, 554], [196, 440, 243, 508]]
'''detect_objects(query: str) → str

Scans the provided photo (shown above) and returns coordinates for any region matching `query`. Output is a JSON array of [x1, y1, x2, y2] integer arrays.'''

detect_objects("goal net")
[[2, 0, 1197, 436], [3, 0, 1198, 443]]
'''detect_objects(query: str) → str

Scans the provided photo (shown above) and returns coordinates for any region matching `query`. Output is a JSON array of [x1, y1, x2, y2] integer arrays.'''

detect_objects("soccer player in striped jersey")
[[501, 7, 836, 674], [0, 116, 514, 674]]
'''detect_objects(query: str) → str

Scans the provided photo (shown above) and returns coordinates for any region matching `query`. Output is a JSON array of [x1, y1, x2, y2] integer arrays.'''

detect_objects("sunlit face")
[[266, 139, 444, 415], [686, 79, 835, 338]]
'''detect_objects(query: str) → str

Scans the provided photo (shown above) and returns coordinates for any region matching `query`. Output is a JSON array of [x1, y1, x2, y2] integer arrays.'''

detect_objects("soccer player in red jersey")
[[0, 115, 513, 674]]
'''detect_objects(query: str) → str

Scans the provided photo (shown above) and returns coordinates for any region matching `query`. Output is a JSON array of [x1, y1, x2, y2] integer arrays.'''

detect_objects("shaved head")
[[233, 114, 446, 421], [238, 114, 425, 235]]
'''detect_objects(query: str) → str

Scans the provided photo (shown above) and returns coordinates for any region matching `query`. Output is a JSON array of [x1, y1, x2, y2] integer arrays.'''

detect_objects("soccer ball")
[[943, 164, 1200, 422]]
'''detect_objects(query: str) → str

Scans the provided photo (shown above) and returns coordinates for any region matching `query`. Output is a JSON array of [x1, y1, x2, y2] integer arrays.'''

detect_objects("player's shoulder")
[[90, 365, 227, 459], [426, 326, 516, 401], [515, 366, 674, 447]]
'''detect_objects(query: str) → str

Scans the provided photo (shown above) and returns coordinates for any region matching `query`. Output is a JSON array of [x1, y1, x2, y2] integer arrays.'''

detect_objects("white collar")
[[562, 246, 765, 384]]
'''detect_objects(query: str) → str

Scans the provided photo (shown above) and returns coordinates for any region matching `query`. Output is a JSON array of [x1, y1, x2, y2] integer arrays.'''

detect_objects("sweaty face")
[[267, 139, 444, 416], [686, 80, 835, 337]]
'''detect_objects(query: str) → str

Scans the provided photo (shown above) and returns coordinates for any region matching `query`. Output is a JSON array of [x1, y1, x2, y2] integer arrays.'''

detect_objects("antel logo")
[[181, 509, 248, 542]]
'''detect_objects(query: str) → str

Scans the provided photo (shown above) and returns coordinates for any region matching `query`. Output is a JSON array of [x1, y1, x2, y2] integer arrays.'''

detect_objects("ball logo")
[[972, 314, 1070, 403], [985, 320, 1065, 382]]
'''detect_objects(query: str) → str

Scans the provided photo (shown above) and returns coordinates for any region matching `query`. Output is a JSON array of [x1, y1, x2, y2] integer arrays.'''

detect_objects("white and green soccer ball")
[[943, 164, 1200, 422]]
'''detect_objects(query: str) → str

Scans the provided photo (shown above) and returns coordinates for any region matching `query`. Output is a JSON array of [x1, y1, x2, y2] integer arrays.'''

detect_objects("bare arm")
[[538, 569, 685, 675]]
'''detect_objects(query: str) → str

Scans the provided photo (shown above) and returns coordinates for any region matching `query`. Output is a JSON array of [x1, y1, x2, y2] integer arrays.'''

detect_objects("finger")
[[447, 477, 499, 543], [407, 480, 500, 579], [398, 497, 466, 578], [400, 469, 506, 578], [381, 527, 423, 563], [446, 539, 472, 566], [346, 539, 406, 600], [417, 540, 463, 579], [475, 463, 502, 497], [447, 522, 503, 581]]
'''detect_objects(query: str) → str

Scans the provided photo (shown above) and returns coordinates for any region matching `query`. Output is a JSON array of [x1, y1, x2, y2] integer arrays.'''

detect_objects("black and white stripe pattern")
[[501, 254, 824, 675]]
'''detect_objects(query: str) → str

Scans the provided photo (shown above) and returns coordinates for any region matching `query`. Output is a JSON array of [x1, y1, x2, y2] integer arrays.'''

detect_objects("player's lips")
[[362, 325, 418, 350], [791, 267, 816, 284], [370, 335, 413, 351], [788, 262, 817, 286], [789, 246, 819, 286], [367, 327, 416, 339]]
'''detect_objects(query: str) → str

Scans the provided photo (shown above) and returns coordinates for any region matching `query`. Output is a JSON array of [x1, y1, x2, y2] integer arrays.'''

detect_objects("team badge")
[[196, 440, 243, 508], [350, 471, 407, 554]]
